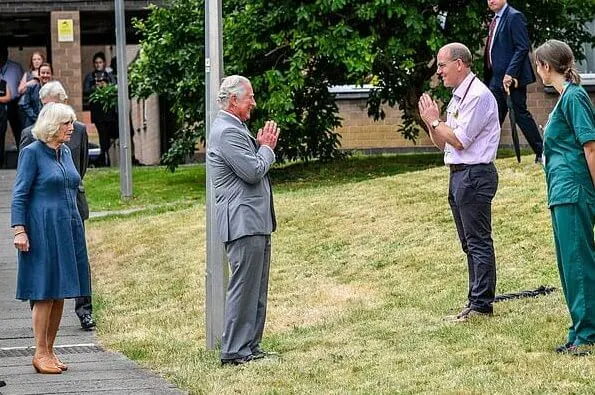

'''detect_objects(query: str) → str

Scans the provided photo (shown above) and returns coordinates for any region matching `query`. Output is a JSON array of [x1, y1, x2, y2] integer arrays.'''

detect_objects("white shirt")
[[489, 3, 508, 58]]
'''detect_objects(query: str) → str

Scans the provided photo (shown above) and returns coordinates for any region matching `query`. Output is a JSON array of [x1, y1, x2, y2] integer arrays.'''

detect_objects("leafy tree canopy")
[[130, 0, 595, 170]]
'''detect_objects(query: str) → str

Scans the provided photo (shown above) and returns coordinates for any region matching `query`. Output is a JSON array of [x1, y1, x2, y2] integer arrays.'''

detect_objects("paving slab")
[[0, 170, 186, 394]]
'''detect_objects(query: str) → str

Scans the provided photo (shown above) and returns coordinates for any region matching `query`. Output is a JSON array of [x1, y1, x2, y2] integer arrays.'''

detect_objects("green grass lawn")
[[84, 149, 531, 212], [86, 152, 595, 394]]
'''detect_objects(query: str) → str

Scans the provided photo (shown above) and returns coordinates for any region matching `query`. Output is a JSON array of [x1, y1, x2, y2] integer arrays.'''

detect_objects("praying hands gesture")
[[257, 120, 280, 150], [418, 93, 440, 127]]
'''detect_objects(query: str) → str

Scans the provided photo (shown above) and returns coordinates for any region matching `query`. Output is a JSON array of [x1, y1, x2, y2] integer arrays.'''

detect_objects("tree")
[[130, 0, 595, 170], [130, 1, 206, 171], [364, 0, 595, 140]]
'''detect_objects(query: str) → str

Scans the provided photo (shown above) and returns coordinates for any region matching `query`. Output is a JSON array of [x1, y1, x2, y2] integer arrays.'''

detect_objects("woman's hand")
[[14, 232, 29, 252]]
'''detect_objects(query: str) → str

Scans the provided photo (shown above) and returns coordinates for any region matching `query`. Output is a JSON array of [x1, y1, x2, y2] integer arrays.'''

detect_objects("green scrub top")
[[543, 83, 595, 207]]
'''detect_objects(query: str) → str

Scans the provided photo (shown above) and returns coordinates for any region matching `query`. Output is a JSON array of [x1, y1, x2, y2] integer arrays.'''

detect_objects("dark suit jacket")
[[20, 120, 90, 220], [484, 5, 536, 88]]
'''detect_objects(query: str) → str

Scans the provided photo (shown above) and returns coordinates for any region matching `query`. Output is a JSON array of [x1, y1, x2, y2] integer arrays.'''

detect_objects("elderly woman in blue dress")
[[535, 40, 595, 355], [11, 102, 91, 374]]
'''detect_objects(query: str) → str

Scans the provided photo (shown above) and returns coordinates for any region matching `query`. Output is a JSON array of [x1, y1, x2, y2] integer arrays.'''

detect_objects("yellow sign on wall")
[[57, 19, 74, 42]]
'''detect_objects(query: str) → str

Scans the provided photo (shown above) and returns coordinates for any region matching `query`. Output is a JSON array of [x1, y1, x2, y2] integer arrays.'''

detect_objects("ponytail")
[[564, 67, 581, 84]]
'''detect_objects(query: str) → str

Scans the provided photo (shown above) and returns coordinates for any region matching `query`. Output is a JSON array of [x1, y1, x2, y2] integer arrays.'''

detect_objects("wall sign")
[[57, 19, 74, 42]]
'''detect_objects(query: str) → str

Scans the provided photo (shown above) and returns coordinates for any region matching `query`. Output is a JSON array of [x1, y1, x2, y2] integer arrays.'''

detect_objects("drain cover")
[[0, 344, 103, 358]]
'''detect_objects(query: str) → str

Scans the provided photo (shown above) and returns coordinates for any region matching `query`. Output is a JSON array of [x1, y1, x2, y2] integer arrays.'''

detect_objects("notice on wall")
[[57, 19, 74, 42]]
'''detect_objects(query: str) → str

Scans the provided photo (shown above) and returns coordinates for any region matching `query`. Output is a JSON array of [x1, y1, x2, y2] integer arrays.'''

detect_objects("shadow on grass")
[[271, 152, 445, 191], [86, 148, 532, 211], [271, 148, 532, 191]]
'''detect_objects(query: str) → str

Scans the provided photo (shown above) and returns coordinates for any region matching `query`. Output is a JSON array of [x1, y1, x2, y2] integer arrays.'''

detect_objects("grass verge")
[[86, 153, 595, 394]]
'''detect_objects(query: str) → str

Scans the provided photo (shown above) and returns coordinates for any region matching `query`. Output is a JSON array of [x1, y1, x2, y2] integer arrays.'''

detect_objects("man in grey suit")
[[20, 81, 96, 331], [207, 75, 280, 366]]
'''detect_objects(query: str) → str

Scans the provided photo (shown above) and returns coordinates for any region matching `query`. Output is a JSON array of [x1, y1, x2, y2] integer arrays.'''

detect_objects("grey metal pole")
[[205, 0, 227, 350], [114, 0, 133, 198]]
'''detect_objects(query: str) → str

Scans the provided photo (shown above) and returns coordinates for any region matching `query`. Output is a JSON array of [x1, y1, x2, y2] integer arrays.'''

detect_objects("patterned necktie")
[[485, 16, 498, 69]]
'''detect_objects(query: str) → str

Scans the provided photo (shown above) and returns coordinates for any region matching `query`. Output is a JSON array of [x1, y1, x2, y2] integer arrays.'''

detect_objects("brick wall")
[[336, 81, 595, 152], [50, 11, 83, 114]]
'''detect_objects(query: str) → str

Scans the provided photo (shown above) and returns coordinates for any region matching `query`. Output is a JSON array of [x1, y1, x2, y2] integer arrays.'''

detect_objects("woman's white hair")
[[39, 81, 68, 103], [32, 102, 76, 143], [217, 75, 251, 110]]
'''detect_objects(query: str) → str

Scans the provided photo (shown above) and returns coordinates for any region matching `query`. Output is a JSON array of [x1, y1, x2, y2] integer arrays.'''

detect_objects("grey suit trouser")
[[221, 235, 271, 360]]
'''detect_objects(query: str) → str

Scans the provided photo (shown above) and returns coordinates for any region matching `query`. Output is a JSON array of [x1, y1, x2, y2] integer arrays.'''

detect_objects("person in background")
[[109, 55, 142, 165], [535, 39, 595, 356], [418, 43, 500, 322], [19, 63, 52, 128], [17, 51, 45, 96], [12, 103, 91, 374], [20, 81, 95, 331], [483, 0, 543, 163], [0, 45, 24, 168], [83, 52, 116, 167], [207, 75, 280, 365]]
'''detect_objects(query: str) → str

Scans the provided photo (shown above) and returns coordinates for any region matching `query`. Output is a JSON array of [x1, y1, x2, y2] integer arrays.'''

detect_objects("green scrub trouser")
[[551, 200, 595, 346]]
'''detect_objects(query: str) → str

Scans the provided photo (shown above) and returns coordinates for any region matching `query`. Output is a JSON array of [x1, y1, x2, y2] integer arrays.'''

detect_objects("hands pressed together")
[[417, 93, 441, 126], [257, 120, 281, 150]]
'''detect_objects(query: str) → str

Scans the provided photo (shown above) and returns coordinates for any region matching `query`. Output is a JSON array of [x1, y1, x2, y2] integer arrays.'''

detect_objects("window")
[[578, 20, 595, 85]]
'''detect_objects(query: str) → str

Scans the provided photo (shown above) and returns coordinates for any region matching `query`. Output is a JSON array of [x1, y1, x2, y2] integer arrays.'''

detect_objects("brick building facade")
[[1, 0, 165, 165], [2, 2, 594, 164], [335, 79, 594, 154]]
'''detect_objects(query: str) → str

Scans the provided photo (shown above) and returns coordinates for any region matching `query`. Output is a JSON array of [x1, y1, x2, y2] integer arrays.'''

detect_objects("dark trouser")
[[95, 121, 115, 166], [221, 235, 271, 360], [551, 197, 595, 346], [0, 100, 22, 167], [448, 163, 498, 313], [75, 296, 93, 318], [490, 85, 543, 157], [0, 105, 6, 167]]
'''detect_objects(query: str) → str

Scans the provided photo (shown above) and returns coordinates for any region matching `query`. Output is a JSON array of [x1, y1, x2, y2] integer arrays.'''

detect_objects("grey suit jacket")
[[20, 121, 90, 220], [207, 111, 276, 243]]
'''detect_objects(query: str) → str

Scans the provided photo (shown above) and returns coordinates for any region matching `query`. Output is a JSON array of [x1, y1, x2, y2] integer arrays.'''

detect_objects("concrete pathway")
[[0, 170, 185, 394]]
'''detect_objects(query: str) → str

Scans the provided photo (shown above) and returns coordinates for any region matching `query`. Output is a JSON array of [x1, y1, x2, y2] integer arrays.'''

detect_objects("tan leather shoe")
[[32, 356, 62, 374], [52, 355, 68, 371]]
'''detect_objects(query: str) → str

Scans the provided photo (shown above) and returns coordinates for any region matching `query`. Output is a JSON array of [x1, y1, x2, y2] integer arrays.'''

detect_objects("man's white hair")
[[217, 75, 251, 110], [32, 102, 76, 143], [39, 81, 68, 103]]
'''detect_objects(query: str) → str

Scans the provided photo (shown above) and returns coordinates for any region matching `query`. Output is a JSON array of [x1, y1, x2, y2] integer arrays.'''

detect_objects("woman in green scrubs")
[[535, 40, 595, 355]]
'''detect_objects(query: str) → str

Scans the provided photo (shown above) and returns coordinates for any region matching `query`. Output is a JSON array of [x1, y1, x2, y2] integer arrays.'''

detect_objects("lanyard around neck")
[[457, 75, 476, 107]]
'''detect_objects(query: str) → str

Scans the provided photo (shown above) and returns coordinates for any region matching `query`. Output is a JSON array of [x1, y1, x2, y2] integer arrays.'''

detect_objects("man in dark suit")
[[484, 0, 543, 163], [20, 81, 96, 331], [207, 75, 280, 365]]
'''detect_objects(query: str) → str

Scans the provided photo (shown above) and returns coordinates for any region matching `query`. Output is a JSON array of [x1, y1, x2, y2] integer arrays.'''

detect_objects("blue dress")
[[11, 141, 91, 301]]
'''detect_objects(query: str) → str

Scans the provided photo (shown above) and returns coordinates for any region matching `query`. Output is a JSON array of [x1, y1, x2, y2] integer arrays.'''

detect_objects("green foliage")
[[130, 0, 595, 169], [365, 0, 595, 140], [89, 84, 118, 113], [129, 1, 205, 171]]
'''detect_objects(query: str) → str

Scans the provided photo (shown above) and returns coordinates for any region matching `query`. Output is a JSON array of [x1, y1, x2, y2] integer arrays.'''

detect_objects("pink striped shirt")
[[443, 72, 501, 165]]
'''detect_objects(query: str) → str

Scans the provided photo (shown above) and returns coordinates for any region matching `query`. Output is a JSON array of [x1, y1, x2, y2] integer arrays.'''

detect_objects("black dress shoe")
[[79, 314, 96, 330], [0, 379, 6, 387], [221, 355, 253, 366], [556, 343, 592, 356]]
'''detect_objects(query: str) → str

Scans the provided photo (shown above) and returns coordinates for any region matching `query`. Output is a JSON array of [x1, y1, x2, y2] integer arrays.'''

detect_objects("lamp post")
[[204, 0, 227, 349], [114, 0, 133, 198]]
